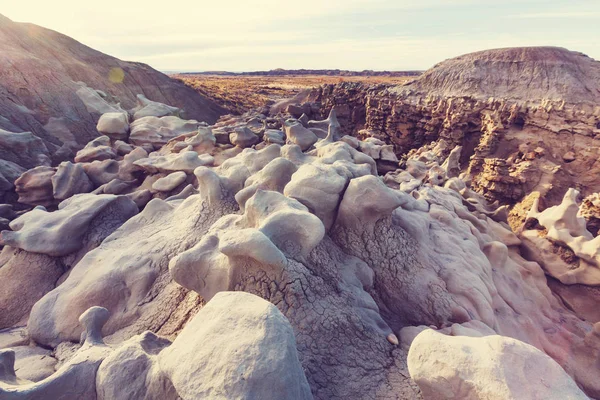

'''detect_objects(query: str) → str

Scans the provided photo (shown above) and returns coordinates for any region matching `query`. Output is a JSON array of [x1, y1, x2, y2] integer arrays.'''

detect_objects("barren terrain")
[[173, 74, 416, 114], [2, 11, 600, 399]]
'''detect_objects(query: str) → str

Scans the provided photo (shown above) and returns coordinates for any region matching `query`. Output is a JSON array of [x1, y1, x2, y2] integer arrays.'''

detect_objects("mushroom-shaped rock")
[[229, 127, 259, 148], [246, 190, 325, 258], [52, 162, 93, 200], [152, 172, 187, 192], [407, 329, 588, 400], [79, 306, 110, 346], [158, 292, 313, 400], [235, 157, 297, 211], [169, 190, 325, 300], [96, 112, 129, 140], [284, 163, 349, 230], [14, 166, 56, 207]]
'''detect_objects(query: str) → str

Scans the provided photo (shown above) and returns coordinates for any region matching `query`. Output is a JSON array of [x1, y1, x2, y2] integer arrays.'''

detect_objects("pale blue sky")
[[3, 0, 599, 71]]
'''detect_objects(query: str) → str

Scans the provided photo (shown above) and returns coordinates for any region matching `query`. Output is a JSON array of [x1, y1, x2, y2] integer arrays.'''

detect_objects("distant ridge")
[[0, 13, 228, 153], [179, 69, 422, 77]]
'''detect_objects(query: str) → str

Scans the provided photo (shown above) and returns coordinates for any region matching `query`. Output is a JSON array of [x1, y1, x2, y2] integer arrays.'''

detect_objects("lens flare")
[[108, 67, 125, 83]]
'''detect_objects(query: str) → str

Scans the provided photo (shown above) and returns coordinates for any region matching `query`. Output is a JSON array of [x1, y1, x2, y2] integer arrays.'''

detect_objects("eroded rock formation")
[[2, 43, 600, 400], [0, 88, 598, 399], [306, 47, 600, 212]]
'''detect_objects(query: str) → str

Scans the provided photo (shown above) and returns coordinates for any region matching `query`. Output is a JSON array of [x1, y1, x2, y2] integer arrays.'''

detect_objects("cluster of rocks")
[[1, 83, 600, 399]]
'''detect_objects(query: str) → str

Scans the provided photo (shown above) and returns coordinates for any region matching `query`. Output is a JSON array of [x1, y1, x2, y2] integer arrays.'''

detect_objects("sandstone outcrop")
[[307, 47, 600, 209], [410, 47, 600, 103]]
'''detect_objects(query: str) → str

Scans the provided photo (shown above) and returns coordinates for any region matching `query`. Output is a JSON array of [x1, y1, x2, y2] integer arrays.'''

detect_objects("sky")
[[3, 0, 600, 72]]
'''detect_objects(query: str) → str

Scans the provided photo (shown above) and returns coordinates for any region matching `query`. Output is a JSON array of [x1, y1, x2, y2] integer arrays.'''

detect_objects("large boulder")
[[96, 112, 129, 140], [407, 329, 588, 400], [229, 127, 259, 148], [159, 292, 312, 399], [96, 292, 312, 399]]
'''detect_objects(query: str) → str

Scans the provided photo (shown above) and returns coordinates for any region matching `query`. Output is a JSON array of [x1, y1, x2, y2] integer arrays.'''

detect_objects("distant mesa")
[[405, 46, 600, 103]]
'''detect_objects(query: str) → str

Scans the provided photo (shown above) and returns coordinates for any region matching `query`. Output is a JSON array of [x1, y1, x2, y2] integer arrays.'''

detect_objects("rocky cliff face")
[[307, 47, 600, 209], [0, 14, 227, 157]]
